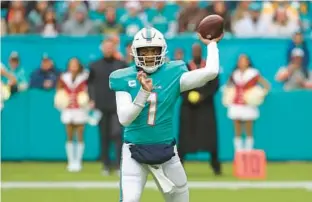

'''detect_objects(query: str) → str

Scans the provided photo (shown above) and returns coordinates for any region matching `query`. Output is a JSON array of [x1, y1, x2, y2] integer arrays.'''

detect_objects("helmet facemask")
[[132, 46, 167, 74]]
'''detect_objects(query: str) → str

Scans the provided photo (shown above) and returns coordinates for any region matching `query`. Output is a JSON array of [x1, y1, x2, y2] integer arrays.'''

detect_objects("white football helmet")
[[131, 27, 167, 73]]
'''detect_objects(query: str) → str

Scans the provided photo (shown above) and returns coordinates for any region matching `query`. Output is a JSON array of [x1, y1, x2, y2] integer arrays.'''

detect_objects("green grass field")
[[2, 162, 312, 202]]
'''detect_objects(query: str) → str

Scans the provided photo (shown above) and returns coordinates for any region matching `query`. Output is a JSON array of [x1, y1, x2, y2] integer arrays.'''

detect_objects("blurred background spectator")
[[8, 9, 29, 34], [231, 1, 251, 25], [30, 54, 61, 90], [174, 48, 185, 61], [89, 1, 106, 24], [87, 38, 126, 175], [264, 7, 299, 37], [28, 1, 50, 30], [62, 4, 95, 36], [120, 1, 144, 37], [262, 1, 299, 22], [7, 1, 26, 23], [275, 48, 312, 90], [286, 32, 310, 77], [56, 1, 89, 23], [1, 18, 7, 36], [178, 1, 202, 33], [232, 2, 266, 37], [37, 8, 61, 37], [299, 2, 312, 36], [146, 1, 178, 37], [2, 51, 28, 94], [96, 6, 122, 35]]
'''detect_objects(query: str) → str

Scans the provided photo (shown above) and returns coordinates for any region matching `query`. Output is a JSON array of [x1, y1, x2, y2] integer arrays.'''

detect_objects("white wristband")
[[133, 87, 151, 108]]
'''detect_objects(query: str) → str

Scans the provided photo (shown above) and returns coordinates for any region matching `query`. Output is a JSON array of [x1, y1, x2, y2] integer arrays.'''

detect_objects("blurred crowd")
[[1, 0, 312, 38]]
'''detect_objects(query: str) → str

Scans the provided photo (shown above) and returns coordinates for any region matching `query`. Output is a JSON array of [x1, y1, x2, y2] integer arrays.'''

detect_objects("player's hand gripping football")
[[137, 71, 153, 92], [197, 33, 224, 45]]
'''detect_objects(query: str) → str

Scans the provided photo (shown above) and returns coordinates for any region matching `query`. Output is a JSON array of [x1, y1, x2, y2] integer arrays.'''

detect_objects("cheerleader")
[[57, 58, 89, 172], [226, 54, 270, 151]]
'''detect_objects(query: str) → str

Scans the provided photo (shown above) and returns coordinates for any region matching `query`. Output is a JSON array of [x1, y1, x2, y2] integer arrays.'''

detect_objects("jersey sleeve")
[[168, 60, 189, 93], [109, 70, 128, 92]]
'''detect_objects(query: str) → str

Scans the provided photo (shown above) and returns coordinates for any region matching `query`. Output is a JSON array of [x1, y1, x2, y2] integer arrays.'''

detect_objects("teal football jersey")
[[109, 60, 188, 145]]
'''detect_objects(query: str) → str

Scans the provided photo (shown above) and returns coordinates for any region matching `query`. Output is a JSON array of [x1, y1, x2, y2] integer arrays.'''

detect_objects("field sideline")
[[2, 162, 312, 181], [2, 162, 312, 202]]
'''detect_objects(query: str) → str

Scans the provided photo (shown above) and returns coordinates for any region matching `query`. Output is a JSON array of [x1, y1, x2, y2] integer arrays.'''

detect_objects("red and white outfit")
[[228, 68, 260, 121], [59, 71, 89, 124]]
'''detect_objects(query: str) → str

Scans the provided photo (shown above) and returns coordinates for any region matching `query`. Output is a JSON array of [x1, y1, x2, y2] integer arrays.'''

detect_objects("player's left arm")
[[179, 41, 220, 92], [115, 90, 149, 127]]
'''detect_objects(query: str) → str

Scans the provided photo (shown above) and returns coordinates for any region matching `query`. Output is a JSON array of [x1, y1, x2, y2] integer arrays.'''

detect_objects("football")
[[197, 14, 224, 40]]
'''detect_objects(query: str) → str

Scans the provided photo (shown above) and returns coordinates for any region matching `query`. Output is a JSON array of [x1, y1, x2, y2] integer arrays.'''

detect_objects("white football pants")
[[119, 143, 189, 202]]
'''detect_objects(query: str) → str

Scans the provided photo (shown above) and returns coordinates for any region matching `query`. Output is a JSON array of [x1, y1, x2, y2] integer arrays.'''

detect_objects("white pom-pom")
[[54, 90, 69, 110], [222, 86, 235, 107], [244, 86, 266, 106], [77, 91, 89, 108]]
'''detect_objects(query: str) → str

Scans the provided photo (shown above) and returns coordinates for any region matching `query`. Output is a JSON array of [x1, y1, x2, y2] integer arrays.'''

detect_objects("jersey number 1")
[[147, 93, 157, 126]]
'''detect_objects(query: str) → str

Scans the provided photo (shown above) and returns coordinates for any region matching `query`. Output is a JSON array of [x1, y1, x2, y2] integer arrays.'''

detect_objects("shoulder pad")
[[109, 67, 135, 91], [167, 60, 188, 72]]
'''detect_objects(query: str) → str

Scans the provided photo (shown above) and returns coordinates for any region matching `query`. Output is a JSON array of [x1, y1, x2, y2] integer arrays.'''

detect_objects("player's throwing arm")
[[179, 34, 222, 92], [179, 14, 224, 92]]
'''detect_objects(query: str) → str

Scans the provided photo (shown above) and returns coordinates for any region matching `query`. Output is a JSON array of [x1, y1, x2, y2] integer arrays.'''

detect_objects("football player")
[[109, 27, 222, 202]]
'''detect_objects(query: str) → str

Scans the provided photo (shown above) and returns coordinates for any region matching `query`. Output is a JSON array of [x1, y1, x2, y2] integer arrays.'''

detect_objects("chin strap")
[[136, 66, 153, 75]]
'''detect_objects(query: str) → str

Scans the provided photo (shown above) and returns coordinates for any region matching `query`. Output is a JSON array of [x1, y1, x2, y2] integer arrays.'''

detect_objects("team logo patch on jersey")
[[128, 80, 137, 88]]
